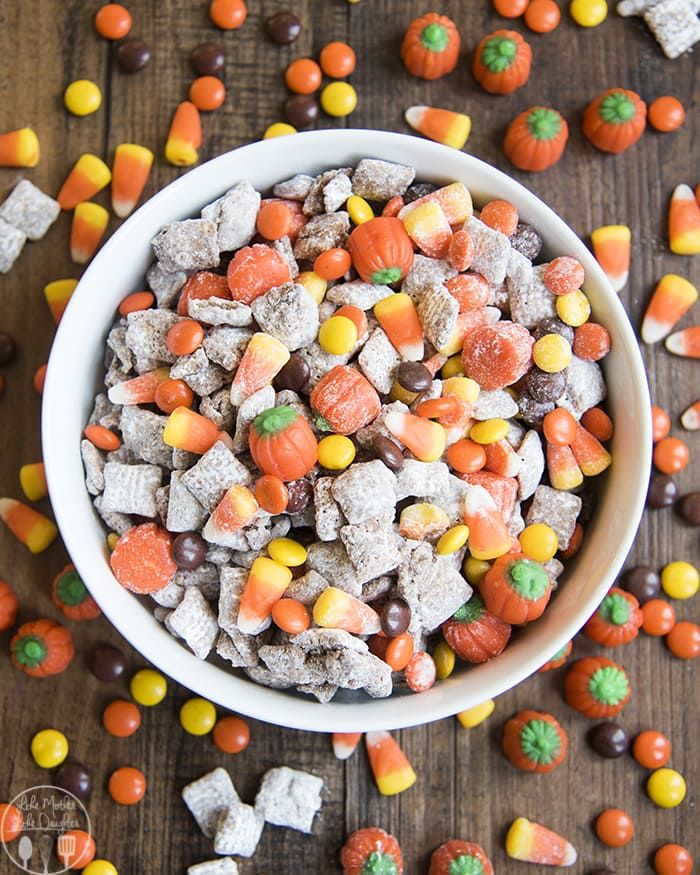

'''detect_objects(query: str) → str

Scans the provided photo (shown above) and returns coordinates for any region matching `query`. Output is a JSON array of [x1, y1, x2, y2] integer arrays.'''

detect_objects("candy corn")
[[570, 424, 612, 476], [404, 105, 472, 150], [398, 182, 473, 226], [238, 557, 292, 635], [202, 485, 259, 546], [44, 279, 78, 324], [666, 326, 700, 358], [484, 439, 521, 478], [57, 154, 112, 210], [111, 143, 154, 218], [0, 128, 40, 167], [641, 274, 698, 344], [365, 731, 417, 796], [108, 368, 170, 405], [402, 201, 452, 259], [668, 183, 700, 255], [230, 332, 291, 406], [163, 407, 220, 454], [399, 502, 450, 539], [456, 699, 496, 728], [374, 293, 424, 361], [70, 202, 110, 264], [462, 484, 511, 560], [313, 587, 381, 635], [680, 400, 700, 431], [590, 224, 631, 292], [463, 471, 518, 522], [19, 463, 48, 502], [165, 101, 202, 167], [332, 732, 362, 760], [505, 817, 577, 867], [546, 443, 584, 490], [385, 411, 446, 462], [0, 498, 57, 554]]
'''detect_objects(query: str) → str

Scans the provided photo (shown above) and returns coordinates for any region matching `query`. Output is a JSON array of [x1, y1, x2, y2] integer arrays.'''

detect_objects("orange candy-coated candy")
[[524, 0, 561, 31], [95, 3, 132, 39], [648, 97, 686, 133], [416, 396, 459, 419], [652, 405, 671, 442], [154, 379, 194, 414], [285, 58, 322, 94], [256, 201, 293, 241], [573, 322, 610, 360], [335, 305, 368, 338], [0, 803, 23, 842], [108, 766, 147, 804], [385, 632, 414, 671], [57, 829, 95, 869], [641, 599, 676, 636], [319, 42, 356, 78], [404, 650, 436, 692], [227, 244, 292, 305], [271, 598, 311, 634], [654, 844, 693, 875], [480, 200, 519, 236], [167, 320, 204, 356], [447, 439, 487, 474], [84, 424, 122, 451], [446, 273, 490, 311], [209, 0, 247, 29], [543, 408, 578, 446], [103, 699, 142, 737], [178, 270, 229, 316], [110, 523, 176, 594], [494, 0, 529, 15], [448, 229, 474, 272], [544, 256, 584, 295], [653, 436, 689, 474], [189, 76, 226, 111], [254, 475, 289, 514], [633, 729, 671, 768], [666, 621, 700, 659], [581, 407, 614, 442], [34, 364, 47, 394], [118, 290, 154, 316], [314, 247, 352, 281], [212, 715, 250, 753], [595, 808, 634, 847]]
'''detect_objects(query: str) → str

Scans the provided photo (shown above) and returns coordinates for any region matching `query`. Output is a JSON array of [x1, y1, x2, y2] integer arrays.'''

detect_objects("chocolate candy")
[[510, 222, 543, 261], [89, 642, 126, 682], [517, 393, 554, 427], [404, 182, 437, 204], [646, 473, 678, 509], [275, 352, 310, 392], [191, 42, 225, 76], [396, 361, 432, 393], [286, 478, 313, 514], [380, 598, 411, 636], [525, 367, 567, 403], [172, 531, 207, 569], [374, 436, 404, 471], [266, 11, 301, 44], [284, 94, 319, 129], [0, 331, 17, 365], [678, 492, 700, 526], [622, 566, 660, 604], [55, 760, 91, 800], [116, 38, 151, 73], [587, 721, 629, 758], [532, 317, 575, 345]]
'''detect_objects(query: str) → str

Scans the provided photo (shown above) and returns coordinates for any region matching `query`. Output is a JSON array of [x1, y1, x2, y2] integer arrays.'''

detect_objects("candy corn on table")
[[0, 2, 698, 873]]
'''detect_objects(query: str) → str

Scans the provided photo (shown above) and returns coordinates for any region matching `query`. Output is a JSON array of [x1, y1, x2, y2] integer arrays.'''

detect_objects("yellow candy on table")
[[321, 82, 358, 117], [130, 668, 167, 706], [456, 699, 496, 728], [31, 728, 69, 768], [442, 376, 479, 403], [347, 194, 374, 225], [297, 270, 327, 304], [64, 79, 102, 116], [437, 524, 470, 555], [660, 561, 699, 599], [441, 354, 465, 378], [570, 0, 608, 26], [83, 861, 118, 875], [519, 523, 559, 562], [318, 315, 358, 354], [464, 556, 491, 585], [263, 122, 297, 138], [556, 289, 591, 326], [398, 502, 450, 540], [317, 434, 356, 470], [470, 418, 509, 444], [647, 768, 686, 808], [532, 334, 572, 373], [19, 462, 48, 501], [267, 537, 308, 567], [434, 641, 456, 679], [179, 697, 217, 735]]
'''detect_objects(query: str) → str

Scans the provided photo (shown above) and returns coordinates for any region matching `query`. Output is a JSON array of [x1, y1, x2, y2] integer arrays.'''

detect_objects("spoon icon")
[[17, 835, 32, 870]]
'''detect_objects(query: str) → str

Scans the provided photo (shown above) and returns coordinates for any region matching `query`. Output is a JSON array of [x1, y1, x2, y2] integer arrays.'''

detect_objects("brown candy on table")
[[55, 760, 92, 801], [191, 42, 225, 76], [286, 478, 313, 514], [374, 436, 404, 471], [396, 361, 432, 394], [266, 10, 302, 44], [0, 331, 17, 366], [284, 94, 319, 129], [587, 721, 629, 758], [116, 38, 152, 73], [172, 531, 207, 570], [622, 566, 660, 604], [89, 643, 126, 682], [380, 598, 411, 636], [275, 353, 310, 392], [677, 492, 700, 526], [646, 473, 678, 509]]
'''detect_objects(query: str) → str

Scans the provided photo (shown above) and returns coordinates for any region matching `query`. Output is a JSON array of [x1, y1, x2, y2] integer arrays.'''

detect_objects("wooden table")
[[1, 2, 698, 873]]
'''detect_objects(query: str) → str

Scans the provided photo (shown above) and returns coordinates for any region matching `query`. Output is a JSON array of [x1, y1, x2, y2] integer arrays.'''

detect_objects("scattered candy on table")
[[0, 498, 57, 553], [505, 817, 577, 866], [130, 667, 168, 706], [590, 224, 631, 292], [103, 700, 142, 738], [341, 827, 404, 875], [668, 182, 700, 255], [404, 105, 471, 149], [365, 731, 416, 796], [582, 88, 646, 154], [429, 840, 494, 875], [30, 728, 69, 768], [0, 127, 40, 167], [64, 80, 102, 117], [641, 274, 698, 344], [111, 143, 154, 218], [504, 106, 568, 172], [502, 709, 568, 772], [70, 201, 110, 264], [595, 808, 634, 847], [647, 767, 687, 808], [108, 765, 147, 805]]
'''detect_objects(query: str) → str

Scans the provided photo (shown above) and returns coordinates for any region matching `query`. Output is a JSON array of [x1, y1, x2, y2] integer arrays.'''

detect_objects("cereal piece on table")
[[285, 569, 330, 605], [508, 264, 557, 328], [331, 460, 397, 524], [231, 385, 275, 453], [146, 261, 187, 309], [167, 587, 218, 659], [466, 216, 511, 286], [643, 0, 700, 57], [271, 235, 299, 278], [188, 297, 252, 326], [151, 219, 219, 273], [255, 767, 323, 833], [181, 440, 252, 512], [81, 440, 105, 495], [556, 355, 606, 418], [251, 282, 319, 350], [93, 495, 133, 535], [181, 767, 240, 838], [326, 279, 393, 310], [402, 253, 457, 300], [188, 859, 239, 875], [358, 327, 401, 394], [170, 348, 228, 396], [394, 459, 451, 500], [314, 478, 345, 541], [516, 430, 545, 499], [292, 211, 350, 261], [202, 327, 252, 373], [351, 159, 415, 201], [417, 282, 459, 351], [0, 179, 60, 240], [126, 309, 181, 364], [272, 173, 315, 201], [101, 462, 162, 516], [472, 389, 519, 421], [303, 169, 352, 216], [0, 218, 26, 273], [201, 181, 260, 252], [120, 406, 173, 467], [214, 801, 264, 857], [340, 517, 402, 583], [526, 484, 581, 550], [306, 541, 362, 597], [356, 400, 409, 449]]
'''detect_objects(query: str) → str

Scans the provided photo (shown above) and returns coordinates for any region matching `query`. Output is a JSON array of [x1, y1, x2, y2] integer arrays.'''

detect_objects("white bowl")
[[43, 130, 651, 732]]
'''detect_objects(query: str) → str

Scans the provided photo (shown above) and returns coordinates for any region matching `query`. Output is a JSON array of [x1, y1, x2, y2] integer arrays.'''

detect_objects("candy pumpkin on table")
[[248, 405, 318, 482], [10, 618, 74, 677], [564, 656, 631, 718], [479, 553, 552, 624], [502, 709, 568, 773], [429, 840, 494, 875], [504, 106, 569, 172], [0, 579, 19, 631], [51, 564, 101, 621], [538, 640, 572, 672], [473, 30, 532, 94], [582, 88, 646, 154], [441, 595, 511, 663], [401, 12, 460, 80], [584, 587, 642, 646], [340, 827, 404, 875]]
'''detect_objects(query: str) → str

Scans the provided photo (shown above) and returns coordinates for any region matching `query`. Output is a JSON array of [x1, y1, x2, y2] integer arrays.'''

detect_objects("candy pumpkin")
[[341, 827, 404, 875], [502, 709, 568, 773], [401, 12, 461, 80], [348, 217, 414, 285], [11, 618, 74, 677], [51, 564, 101, 621], [310, 365, 381, 435], [429, 840, 494, 875], [0, 579, 19, 631], [441, 595, 512, 663], [582, 88, 646, 154], [538, 640, 572, 672], [504, 106, 569, 172], [248, 405, 317, 482], [480, 553, 552, 624], [473, 30, 532, 95], [564, 656, 631, 718], [584, 587, 642, 647]]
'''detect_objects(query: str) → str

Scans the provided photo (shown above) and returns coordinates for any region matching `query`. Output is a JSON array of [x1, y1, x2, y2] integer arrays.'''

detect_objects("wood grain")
[[0, 2, 698, 873]]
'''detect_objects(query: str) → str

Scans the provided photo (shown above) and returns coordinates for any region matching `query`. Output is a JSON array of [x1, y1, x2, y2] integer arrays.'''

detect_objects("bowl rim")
[[43, 129, 651, 732]]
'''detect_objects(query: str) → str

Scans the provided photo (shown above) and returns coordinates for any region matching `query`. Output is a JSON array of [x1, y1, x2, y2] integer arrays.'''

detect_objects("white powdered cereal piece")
[[322, 172, 352, 212], [467, 216, 511, 286], [251, 282, 319, 351], [397, 541, 473, 632], [271, 235, 299, 278], [508, 263, 557, 329], [93, 495, 132, 534], [516, 430, 545, 500], [293, 627, 369, 654], [340, 518, 401, 584], [217, 566, 248, 636], [125, 309, 180, 363], [505, 420, 526, 448], [182, 768, 240, 838], [244, 516, 291, 552], [106, 321, 133, 375], [507, 503, 526, 537], [394, 460, 450, 501], [244, 663, 293, 689], [188, 297, 253, 327], [306, 541, 362, 597], [643, 0, 700, 56], [556, 355, 606, 419], [272, 173, 315, 200], [293, 211, 349, 261], [232, 385, 275, 453], [417, 281, 459, 351], [146, 261, 187, 309], [0, 218, 26, 273], [402, 254, 457, 301], [296, 341, 351, 388], [181, 441, 252, 512], [526, 485, 582, 550], [0, 179, 60, 240], [505, 245, 534, 290], [151, 578, 184, 609], [203, 327, 253, 372], [201, 181, 260, 252], [314, 478, 345, 541], [303, 169, 352, 215], [358, 327, 401, 394], [81, 440, 105, 495], [312, 648, 392, 698], [172, 448, 198, 470], [297, 682, 339, 703], [258, 644, 326, 685], [255, 767, 323, 834], [188, 858, 239, 875], [326, 280, 394, 310], [155, 485, 170, 525], [472, 389, 519, 421], [285, 569, 329, 606], [174, 563, 220, 600], [331, 460, 397, 524], [168, 587, 219, 659], [361, 575, 394, 603], [351, 158, 415, 201], [170, 347, 228, 396], [101, 462, 162, 516], [273, 389, 314, 425], [151, 218, 219, 273], [214, 801, 264, 857]]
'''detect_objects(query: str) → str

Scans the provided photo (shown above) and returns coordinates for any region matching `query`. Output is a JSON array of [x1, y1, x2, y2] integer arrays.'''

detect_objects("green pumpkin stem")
[[420, 22, 449, 53], [449, 856, 485, 875], [14, 635, 48, 668], [520, 719, 562, 765], [453, 595, 485, 624], [589, 665, 629, 705], [252, 405, 298, 437], [508, 559, 549, 601], [599, 92, 636, 124], [526, 107, 562, 141], [370, 267, 403, 285], [481, 36, 517, 73], [56, 570, 89, 606], [361, 851, 399, 875], [599, 593, 631, 627]]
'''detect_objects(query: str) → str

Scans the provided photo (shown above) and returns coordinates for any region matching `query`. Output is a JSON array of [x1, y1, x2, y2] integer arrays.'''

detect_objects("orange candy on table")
[[648, 96, 686, 132], [641, 599, 676, 636], [110, 523, 176, 594], [0, 802, 23, 842], [543, 408, 578, 446], [666, 621, 700, 659], [319, 41, 356, 78], [34, 364, 47, 394], [212, 715, 250, 753], [654, 844, 694, 875], [632, 729, 671, 768], [57, 829, 96, 870], [84, 424, 122, 452], [285, 58, 322, 94], [524, 0, 561, 31], [581, 407, 614, 442], [94, 3, 132, 39], [189, 76, 226, 111], [209, 0, 247, 29], [256, 201, 293, 241], [167, 320, 204, 356], [480, 200, 519, 236], [154, 379, 195, 414], [493, 0, 530, 15], [102, 699, 142, 738], [271, 598, 311, 634], [254, 474, 289, 514], [108, 766, 147, 805], [314, 247, 352, 281], [118, 290, 154, 316], [652, 405, 671, 443], [653, 436, 689, 474], [595, 808, 634, 847]]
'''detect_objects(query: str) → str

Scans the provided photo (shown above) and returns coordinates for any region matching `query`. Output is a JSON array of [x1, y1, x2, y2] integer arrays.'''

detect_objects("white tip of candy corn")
[[404, 106, 427, 128], [641, 316, 666, 345], [681, 402, 700, 431]]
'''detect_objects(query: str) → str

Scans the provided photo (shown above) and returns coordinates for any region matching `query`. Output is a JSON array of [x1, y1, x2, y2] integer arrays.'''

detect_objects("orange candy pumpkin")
[[502, 709, 568, 773], [504, 106, 569, 172], [564, 656, 631, 718], [0, 579, 19, 631], [480, 553, 552, 624], [583, 587, 642, 647], [582, 88, 647, 154], [348, 217, 414, 285], [310, 365, 381, 435], [10, 618, 74, 677], [51, 564, 101, 621], [341, 827, 404, 875], [473, 29, 532, 95], [248, 405, 318, 482], [401, 12, 460, 80], [429, 840, 494, 875]]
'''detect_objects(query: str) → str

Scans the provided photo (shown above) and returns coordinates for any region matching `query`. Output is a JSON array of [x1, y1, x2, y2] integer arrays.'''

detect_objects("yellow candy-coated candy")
[[267, 537, 308, 567], [437, 524, 470, 555], [318, 315, 358, 354], [179, 698, 217, 735], [263, 122, 297, 139], [456, 699, 495, 728], [556, 289, 591, 326], [321, 82, 358, 117], [519, 523, 559, 563], [317, 434, 356, 470], [532, 334, 572, 373], [463, 556, 491, 585], [441, 355, 465, 378], [31, 728, 69, 768], [83, 861, 118, 875], [107, 532, 120, 551], [442, 376, 479, 403], [130, 668, 167, 706], [661, 561, 699, 599], [470, 418, 509, 444], [19, 462, 48, 502], [434, 641, 456, 680], [570, 0, 608, 25], [64, 79, 102, 116], [647, 768, 686, 808], [390, 380, 418, 404], [298, 270, 327, 304], [347, 195, 374, 225]]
